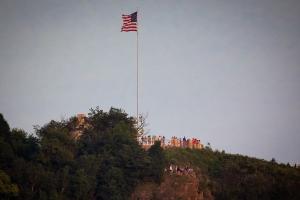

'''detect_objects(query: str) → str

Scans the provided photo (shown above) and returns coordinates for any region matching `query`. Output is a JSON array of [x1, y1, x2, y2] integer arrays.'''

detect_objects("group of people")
[[166, 164, 194, 176], [139, 135, 203, 150], [140, 135, 166, 146], [169, 136, 203, 149]]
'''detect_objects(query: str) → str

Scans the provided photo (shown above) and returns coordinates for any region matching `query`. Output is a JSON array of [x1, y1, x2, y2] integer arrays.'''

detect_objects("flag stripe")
[[121, 12, 138, 32]]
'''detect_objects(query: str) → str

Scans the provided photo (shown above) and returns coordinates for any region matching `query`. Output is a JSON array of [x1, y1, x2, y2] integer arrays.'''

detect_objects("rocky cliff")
[[131, 171, 213, 200]]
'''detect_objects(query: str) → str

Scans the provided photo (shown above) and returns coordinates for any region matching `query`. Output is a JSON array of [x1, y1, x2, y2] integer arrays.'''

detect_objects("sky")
[[0, 0, 300, 164]]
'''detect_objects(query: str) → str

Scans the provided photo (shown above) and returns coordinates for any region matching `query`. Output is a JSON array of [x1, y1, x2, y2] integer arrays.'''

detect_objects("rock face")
[[131, 173, 213, 200]]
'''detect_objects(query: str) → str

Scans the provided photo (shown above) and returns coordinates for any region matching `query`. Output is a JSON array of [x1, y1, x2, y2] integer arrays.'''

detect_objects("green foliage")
[[81, 109, 150, 199], [0, 108, 164, 200], [0, 114, 14, 169], [0, 113, 10, 138], [10, 129, 39, 161], [165, 148, 300, 200], [1, 109, 300, 200], [0, 170, 19, 199], [147, 141, 166, 183]]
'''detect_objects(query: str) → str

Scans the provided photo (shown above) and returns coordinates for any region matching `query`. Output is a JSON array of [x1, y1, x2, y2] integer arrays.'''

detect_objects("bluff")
[[0, 108, 300, 200], [132, 147, 300, 200]]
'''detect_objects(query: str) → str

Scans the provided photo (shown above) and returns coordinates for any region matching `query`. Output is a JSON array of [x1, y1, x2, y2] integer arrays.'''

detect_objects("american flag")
[[121, 12, 138, 32]]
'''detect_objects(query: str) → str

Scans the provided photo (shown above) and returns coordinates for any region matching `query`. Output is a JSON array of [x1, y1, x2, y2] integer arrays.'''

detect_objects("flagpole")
[[136, 10, 139, 130]]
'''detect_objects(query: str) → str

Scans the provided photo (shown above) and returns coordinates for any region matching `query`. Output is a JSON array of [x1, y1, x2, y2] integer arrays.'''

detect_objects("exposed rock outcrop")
[[131, 172, 213, 200]]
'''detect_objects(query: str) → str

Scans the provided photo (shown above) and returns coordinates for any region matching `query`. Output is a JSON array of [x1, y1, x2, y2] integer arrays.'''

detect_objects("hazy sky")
[[0, 0, 299, 164]]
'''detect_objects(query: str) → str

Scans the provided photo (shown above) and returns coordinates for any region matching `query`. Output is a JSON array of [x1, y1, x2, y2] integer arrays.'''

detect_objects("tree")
[[0, 113, 10, 139], [0, 169, 19, 199], [0, 114, 14, 170], [148, 141, 166, 183]]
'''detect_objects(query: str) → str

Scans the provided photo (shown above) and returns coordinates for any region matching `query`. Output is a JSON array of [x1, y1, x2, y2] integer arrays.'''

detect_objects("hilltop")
[[132, 147, 300, 200], [0, 107, 299, 200]]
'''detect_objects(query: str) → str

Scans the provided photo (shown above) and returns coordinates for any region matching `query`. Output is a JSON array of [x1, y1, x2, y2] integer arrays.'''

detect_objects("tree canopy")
[[1, 109, 299, 200], [0, 108, 165, 200]]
